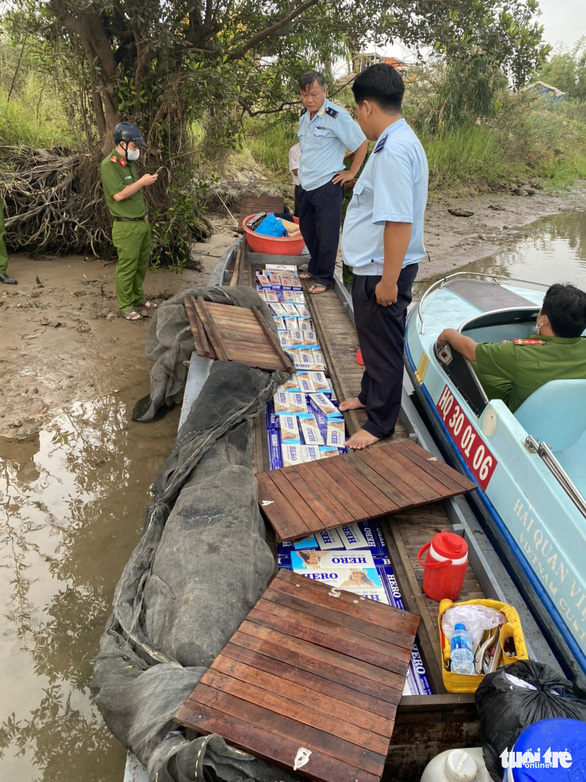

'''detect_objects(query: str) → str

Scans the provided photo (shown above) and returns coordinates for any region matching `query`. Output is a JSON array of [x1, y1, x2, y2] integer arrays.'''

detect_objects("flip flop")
[[137, 300, 157, 310], [299, 271, 313, 280], [308, 284, 328, 295], [122, 309, 143, 321]]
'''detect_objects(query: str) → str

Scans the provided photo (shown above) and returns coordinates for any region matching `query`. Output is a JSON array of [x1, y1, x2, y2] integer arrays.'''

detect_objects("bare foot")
[[345, 428, 380, 450], [339, 396, 366, 412]]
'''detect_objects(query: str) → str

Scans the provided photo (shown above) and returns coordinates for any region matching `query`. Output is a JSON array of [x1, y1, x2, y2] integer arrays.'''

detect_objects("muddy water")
[[0, 389, 179, 782], [1, 210, 586, 782], [454, 210, 586, 288]]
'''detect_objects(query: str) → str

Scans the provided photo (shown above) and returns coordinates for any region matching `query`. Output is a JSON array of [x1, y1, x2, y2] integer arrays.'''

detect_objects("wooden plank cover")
[[184, 295, 295, 373], [175, 569, 419, 782], [257, 439, 477, 541]]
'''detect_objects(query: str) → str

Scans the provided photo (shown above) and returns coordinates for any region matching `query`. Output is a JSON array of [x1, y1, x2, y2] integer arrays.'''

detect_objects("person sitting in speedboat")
[[437, 283, 586, 412]]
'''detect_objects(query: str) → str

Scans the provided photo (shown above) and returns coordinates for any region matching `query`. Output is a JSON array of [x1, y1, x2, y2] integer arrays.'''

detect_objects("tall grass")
[[244, 118, 298, 177], [0, 74, 73, 147]]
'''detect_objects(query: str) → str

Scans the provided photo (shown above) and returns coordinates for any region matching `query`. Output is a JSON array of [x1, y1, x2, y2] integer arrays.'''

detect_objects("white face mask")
[[535, 316, 546, 335], [127, 148, 140, 161]]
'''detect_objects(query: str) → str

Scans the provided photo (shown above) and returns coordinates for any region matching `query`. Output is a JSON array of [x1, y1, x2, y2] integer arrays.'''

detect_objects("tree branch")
[[227, 0, 320, 60]]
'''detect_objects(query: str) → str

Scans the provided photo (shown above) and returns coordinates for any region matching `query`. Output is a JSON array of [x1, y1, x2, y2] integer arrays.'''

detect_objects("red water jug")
[[417, 532, 468, 602]]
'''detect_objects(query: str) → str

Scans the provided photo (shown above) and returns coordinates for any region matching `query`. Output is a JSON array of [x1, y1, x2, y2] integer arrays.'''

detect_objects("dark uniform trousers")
[[298, 180, 345, 288], [352, 262, 419, 438]]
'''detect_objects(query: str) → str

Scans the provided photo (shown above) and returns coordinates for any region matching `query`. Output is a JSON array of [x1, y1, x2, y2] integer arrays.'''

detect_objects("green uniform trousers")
[[112, 220, 152, 312], [0, 203, 8, 275]]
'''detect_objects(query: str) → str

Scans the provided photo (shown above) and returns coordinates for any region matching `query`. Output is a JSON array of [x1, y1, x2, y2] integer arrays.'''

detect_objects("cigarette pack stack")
[[257, 264, 431, 695]]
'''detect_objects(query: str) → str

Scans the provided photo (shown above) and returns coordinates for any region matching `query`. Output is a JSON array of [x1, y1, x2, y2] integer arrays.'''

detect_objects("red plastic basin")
[[243, 214, 306, 256]]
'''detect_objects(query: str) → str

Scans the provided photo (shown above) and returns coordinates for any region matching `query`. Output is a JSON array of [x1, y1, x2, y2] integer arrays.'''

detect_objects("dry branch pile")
[[0, 146, 112, 257]]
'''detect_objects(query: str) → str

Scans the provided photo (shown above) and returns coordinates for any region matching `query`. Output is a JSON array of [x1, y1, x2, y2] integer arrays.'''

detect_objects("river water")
[[0, 210, 585, 782]]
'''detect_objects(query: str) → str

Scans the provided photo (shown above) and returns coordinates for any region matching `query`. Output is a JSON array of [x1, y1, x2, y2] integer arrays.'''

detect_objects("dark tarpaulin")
[[91, 289, 300, 781]]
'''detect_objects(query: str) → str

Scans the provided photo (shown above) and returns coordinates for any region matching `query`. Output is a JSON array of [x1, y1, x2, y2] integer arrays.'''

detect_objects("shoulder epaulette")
[[374, 135, 388, 153], [110, 155, 117, 163], [120, 159, 127, 167], [513, 338, 545, 346], [300, 108, 307, 116], [325, 106, 338, 118]]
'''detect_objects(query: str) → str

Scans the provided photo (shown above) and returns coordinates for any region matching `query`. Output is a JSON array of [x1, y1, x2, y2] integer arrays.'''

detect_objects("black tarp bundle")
[[91, 288, 300, 782]]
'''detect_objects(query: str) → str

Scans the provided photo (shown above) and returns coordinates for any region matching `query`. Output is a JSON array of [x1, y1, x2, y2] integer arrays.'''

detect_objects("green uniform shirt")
[[100, 150, 147, 219], [473, 334, 586, 412]]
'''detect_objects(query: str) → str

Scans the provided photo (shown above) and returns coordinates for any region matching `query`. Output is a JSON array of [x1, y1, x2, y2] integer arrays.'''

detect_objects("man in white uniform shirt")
[[297, 71, 368, 294], [340, 64, 429, 449]]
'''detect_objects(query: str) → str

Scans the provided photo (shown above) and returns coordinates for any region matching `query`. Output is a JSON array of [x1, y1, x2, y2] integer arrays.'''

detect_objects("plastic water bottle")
[[450, 623, 475, 675]]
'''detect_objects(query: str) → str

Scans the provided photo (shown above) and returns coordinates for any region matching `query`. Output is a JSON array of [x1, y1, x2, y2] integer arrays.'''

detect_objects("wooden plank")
[[176, 703, 381, 782], [220, 643, 397, 719], [246, 602, 412, 673], [184, 295, 215, 358], [399, 438, 477, 494], [197, 668, 390, 753], [266, 469, 324, 533], [231, 626, 406, 698], [292, 462, 359, 524], [316, 454, 390, 517], [251, 306, 295, 373], [261, 586, 416, 649], [358, 449, 426, 506], [279, 466, 341, 530], [274, 568, 419, 637], [256, 472, 311, 539], [370, 446, 439, 504], [194, 297, 227, 360]]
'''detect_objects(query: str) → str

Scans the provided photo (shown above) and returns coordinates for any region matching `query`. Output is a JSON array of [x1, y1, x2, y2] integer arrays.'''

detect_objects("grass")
[[0, 75, 73, 148]]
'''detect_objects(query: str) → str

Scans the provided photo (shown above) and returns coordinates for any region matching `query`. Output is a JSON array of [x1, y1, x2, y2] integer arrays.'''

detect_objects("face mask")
[[127, 148, 140, 161], [535, 316, 546, 335]]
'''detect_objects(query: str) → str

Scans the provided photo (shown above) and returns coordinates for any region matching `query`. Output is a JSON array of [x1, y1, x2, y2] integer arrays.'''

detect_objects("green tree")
[[1, 0, 550, 262], [538, 38, 586, 101]]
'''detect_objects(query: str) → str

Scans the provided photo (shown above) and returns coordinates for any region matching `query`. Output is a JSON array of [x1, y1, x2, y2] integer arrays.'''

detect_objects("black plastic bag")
[[475, 660, 586, 781]]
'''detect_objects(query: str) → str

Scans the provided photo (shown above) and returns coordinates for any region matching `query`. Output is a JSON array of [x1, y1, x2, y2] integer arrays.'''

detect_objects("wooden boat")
[[124, 252, 560, 782], [404, 272, 586, 683]]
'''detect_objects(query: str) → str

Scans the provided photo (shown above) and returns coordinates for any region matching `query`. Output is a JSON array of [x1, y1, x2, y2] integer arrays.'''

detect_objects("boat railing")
[[417, 272, 549, 335], [524, 435, 586, 518]]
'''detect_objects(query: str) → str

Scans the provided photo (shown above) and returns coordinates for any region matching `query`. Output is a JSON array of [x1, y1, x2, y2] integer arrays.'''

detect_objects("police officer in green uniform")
[[438, 283, 586, 412], [0, 202, 17, 284], [100, 122, 158, 320]]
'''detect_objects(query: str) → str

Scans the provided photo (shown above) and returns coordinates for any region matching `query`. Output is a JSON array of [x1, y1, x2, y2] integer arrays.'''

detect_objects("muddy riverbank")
[[2, 182, 585, 439]]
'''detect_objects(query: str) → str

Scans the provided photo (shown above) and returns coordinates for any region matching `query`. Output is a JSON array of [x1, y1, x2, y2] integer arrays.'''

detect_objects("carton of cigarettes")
[[308, 371, 331, 392], [319, 446, 340, 458], [265, 263, 295, 272], [268, 272, 282, 287], [273, 390, 292, 414], [282, 290, 296, 302], [316, 528, 343, 549], [338, 522, 369, 550], [279, 414, 300, 442], [263, 290, 280, 303], [279, 332, 293, 349], [281, 443, 305, 467], [326, 418, 345, 447], [293, 291, 306, 303], [273, 316, 288, 331], [309, 392, 339, 418], [289, 330, 306, 346], [282, 303, 300, 317], [293, 350, 315, 369], [268, 428, 282, 469], [256, 273, 271, 288], [299, 318, 314, 331], [296, 305, 310, 318], [269, 303, 288, 317], [288, 392, 307, 415], [301, 444, 321, 462], [297, 373, 316, 394], [311, 349, 327, 370], [299, 414, 324, 446]]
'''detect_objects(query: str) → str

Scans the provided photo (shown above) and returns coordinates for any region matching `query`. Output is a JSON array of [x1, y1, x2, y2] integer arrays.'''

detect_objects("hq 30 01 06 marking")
[[436, 386, 497, 491]]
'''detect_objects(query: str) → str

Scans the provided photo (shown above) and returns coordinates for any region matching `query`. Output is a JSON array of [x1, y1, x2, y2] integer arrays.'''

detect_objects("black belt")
[[114, 216, 148, 222]]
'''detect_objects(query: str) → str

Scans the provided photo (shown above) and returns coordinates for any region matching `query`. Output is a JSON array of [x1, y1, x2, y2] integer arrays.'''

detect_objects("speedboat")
[[404, 272, 586, 680]]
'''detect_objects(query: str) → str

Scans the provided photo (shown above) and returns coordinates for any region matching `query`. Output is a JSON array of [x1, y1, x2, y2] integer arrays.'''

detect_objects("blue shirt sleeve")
[[333, 110, 366, 153], [372, 144, 414, 225]]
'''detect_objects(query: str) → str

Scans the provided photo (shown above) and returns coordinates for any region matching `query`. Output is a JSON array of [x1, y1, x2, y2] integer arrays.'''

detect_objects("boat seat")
[[514, 379, 586, 451]]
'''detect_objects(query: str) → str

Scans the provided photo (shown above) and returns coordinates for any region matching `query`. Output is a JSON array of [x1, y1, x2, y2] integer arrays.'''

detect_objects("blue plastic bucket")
[[503, 718, 586, 780]]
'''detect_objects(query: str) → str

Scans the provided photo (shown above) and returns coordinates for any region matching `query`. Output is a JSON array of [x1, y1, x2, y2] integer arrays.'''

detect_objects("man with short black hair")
[[340, 63, 428, 449], [297, 70, 368, 294], [438, 282, 586, 412]]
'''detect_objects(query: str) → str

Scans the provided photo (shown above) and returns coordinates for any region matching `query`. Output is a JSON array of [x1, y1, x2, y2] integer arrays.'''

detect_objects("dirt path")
[[1, 184, 584, 438]]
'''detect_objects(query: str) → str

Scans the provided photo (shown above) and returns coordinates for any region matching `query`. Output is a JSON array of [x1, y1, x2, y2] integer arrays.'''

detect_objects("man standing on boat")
[[340, 63, 429, 449], [437, 283, 586, 411], [297, 71, 368, 294]]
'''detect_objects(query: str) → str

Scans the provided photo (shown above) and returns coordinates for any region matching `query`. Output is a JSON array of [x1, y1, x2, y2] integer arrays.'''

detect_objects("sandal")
[[299, 271, 313, 280], [308, 284, 328, 295], [122, 309, 143, 321], [137, 300, 157, 310]]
